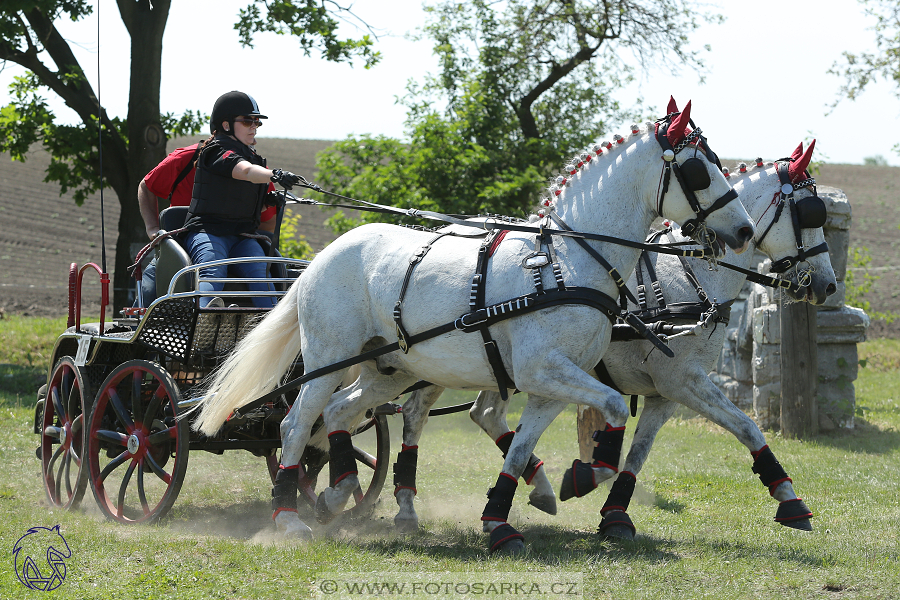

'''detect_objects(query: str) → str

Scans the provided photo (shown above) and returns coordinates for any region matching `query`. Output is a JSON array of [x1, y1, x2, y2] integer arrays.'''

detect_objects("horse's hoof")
[[493, 538, 526, 556], [315, 494, 338, 524], [775, 498, 813, 531], [559, 460, 597, 502], [527, 492, 557, 515], [781, 518, 813, 532], [282, 522, 314, 540], [489, 522, 525, 555], [598, 511, 636, 540], [394, 515, 419, 533]]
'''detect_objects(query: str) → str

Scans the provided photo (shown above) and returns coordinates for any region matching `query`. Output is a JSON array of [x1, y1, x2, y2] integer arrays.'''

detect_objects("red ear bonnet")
[[667, 96, 679, 115], [666, 100, 692, 147], [788, 139, 815, 183], [789, 142, 804, 162]]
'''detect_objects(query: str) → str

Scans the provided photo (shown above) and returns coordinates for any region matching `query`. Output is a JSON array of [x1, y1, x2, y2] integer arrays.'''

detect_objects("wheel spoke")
[[98, 451, 129, 482], [143, 383, 168, 427], [94, 429, 128, 447], [50, 386, 67, 424], [147, 426, 177, 446], [66, 383, 80, 426], [63, 450, 73, 498], [60, 368, 73, 407], [47, 443, 64, 476], [131, 370, 144, 427], [106, 388, 135, 431], [142, 451, 172, 485], [352, 446, 377, 471], [137, 466, 151, 515], [117, 461, 137, 516]]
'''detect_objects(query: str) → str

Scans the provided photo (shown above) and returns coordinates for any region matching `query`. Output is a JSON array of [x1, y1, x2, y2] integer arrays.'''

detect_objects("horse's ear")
[[667, 96, 678, 114], [789, 142, 804, 161], [789, 139, 815, 182], [666, 100, 691, 147]]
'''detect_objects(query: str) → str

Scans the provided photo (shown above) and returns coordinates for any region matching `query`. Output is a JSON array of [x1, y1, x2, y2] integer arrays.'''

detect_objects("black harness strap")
[[394, 232, 450, 353], [231, 286, 630, 419], [550, 213, 641, 308], [472, 231, 515, 400]]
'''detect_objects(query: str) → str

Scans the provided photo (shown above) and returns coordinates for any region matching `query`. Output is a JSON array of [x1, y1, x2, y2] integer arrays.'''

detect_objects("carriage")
[[31, 103, 833, 552], [32, 205, 393, 524]]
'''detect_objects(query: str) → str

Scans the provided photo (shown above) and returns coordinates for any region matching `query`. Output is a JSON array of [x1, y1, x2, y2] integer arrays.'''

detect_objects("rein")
[[290, 185, 719, 260]]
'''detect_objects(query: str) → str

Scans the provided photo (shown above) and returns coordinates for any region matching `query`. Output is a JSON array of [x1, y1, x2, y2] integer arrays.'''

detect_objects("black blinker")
[[680, 157, 711, 191], [796, 196, 827, 229]]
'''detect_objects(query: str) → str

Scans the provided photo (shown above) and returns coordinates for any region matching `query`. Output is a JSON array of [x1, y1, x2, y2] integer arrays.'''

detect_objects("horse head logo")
[[12, 525, 71, 591]]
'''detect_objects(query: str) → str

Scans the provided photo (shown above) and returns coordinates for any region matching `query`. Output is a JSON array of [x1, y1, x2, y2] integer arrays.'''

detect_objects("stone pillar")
[[710, 186, 869, 431]]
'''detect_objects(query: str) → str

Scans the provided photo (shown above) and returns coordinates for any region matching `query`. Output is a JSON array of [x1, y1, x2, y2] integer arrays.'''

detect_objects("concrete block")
[[753, 382, 782, 430], [753, 305, 781, 345], [816, 305, 871, 344], [816, 343, 860, 383], [817, 382, 856, 430]]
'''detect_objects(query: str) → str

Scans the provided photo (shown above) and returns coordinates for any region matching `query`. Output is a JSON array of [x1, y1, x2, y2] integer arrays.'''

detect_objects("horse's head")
[[654, 98, 754, 254], [738, 141, 837, 305]]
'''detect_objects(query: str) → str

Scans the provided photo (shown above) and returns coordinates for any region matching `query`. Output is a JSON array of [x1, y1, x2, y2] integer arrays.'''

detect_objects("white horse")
[[193, 100, 755, 553], [394, 141, 836, 539]]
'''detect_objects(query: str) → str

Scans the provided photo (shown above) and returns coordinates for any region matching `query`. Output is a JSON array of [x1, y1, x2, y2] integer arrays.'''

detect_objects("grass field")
[[0, 318, 898, 599]]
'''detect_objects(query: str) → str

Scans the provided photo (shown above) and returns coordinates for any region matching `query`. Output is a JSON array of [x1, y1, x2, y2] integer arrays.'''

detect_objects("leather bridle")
[[655, 115, 739, 240]]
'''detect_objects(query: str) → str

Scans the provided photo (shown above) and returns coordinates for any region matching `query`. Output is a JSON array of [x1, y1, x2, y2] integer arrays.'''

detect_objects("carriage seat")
[[154, 206, 288, 301]]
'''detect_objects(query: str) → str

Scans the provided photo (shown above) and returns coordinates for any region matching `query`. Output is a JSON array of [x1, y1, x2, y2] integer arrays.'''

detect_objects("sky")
[[1, 0, 898, 166]]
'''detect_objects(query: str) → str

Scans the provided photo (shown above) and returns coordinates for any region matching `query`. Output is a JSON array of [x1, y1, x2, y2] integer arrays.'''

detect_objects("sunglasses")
[[234, 117, 263, 128]]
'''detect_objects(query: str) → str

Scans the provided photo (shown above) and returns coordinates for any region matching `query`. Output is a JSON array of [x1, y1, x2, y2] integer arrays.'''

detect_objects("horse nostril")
[[826, 283, 837, 297], [738, 226, 753, 243]]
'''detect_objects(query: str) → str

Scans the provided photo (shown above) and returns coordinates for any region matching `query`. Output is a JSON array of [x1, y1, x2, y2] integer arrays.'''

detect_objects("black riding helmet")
[[210, 91, 268, 134]]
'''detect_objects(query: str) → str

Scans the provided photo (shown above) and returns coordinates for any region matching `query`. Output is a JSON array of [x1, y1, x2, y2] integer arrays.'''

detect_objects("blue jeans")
[[135, 258, 159, 308], [183, 231, 275, 307]]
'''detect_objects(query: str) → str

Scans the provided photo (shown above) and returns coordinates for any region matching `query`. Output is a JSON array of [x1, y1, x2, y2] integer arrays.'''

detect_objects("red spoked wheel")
[[268, 415, 391, 519], [87, 360, 189, 524], [41, 357, 92, 509]]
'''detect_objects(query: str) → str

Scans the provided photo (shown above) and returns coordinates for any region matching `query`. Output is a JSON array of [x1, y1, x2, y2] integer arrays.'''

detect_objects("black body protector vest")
[[186, 134, 268, 235]]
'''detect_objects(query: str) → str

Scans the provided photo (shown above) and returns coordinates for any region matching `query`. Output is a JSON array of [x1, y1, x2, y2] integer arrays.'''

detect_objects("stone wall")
[[711, 186, 870, 431]]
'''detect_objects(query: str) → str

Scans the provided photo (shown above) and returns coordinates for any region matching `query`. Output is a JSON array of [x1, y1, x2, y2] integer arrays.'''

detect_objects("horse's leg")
[[596, 394, 677, 540], [316, 368, 418, 523], [482, 358, 630, 554], [393, 384, 446, 532], [274, 371, 348, 538], [470, 391, 556, 515], [654, 370, 813, 531]]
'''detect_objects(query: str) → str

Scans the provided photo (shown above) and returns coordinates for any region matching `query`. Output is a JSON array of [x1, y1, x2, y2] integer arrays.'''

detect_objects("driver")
[[182, 91, 304, 308]]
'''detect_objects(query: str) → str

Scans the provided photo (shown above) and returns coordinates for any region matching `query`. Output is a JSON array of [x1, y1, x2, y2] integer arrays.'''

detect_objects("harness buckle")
[[455, 312, 488, 330]]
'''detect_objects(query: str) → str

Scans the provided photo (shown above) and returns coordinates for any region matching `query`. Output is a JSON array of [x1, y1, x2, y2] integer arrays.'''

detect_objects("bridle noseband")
[[655, 117, 739, 239], [754, 160, 829, 285]]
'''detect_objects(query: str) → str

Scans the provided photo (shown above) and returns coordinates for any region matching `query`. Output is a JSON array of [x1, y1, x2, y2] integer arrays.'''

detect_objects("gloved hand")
[[264, 191, 286, 208], [270, 168, 302, 189]]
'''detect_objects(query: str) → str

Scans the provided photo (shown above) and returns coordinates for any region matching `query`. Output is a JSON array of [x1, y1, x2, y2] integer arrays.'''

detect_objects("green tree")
[[829, 0, 900, 152], [314, 0, 722, 231], [0, 0, 379, 308]]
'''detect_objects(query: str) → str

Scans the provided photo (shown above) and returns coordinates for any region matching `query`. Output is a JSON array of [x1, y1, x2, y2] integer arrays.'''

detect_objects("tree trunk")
[[111, 0, 171, 309], [576, 405, 606, 463], [780, 298, 819, 438]]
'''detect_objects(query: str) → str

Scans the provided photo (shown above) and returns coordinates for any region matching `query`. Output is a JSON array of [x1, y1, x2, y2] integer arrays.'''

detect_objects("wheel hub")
[[59, 424, 68, 448], [127, 433, 141, 455]]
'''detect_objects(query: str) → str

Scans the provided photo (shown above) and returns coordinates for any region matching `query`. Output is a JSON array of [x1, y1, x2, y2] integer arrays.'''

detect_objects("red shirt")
[[144, 143, 276, 221]]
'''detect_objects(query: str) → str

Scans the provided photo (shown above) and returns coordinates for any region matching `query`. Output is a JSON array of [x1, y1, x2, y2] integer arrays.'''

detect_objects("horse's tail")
[[192, 281, 303, 436]]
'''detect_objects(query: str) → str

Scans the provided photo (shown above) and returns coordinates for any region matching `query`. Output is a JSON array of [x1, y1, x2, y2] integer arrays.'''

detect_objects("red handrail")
[[74, 263, 110, 335]]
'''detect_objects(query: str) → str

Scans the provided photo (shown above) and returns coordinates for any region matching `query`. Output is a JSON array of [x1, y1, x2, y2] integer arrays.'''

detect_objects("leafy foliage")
[[235, 0, 381, 68], [829, 0, 900, 152], [845, 245, 898, 323], [278, 210, 316, 260], [314, 0, 721, 229], [0, 0, 381, 305]]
